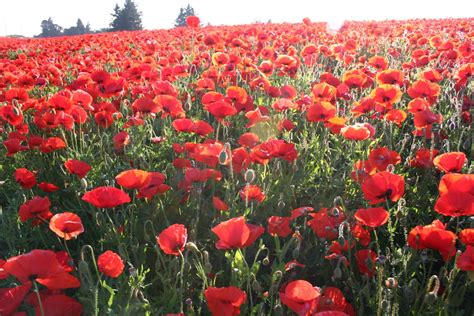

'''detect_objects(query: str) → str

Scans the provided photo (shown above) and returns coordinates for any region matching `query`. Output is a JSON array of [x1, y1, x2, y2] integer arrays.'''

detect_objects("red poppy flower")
[[239, 185, 266, 203], [18, 196, 53, 224], [55, 251, 74, 273], [34, 294, 83, 316], [0, 104, 24, 126], [3, 249, 80, 289], [267, 216, 292, 237], [280, 280, 320, 315], [307, 101, 336, 122], [354, 207, 389, 227], [39, 137, 67, 153], [361, 171, 405, 204], [153, 95, 185, 118], [132, 97, 159, 116], [434, 173, 474, 216], [408, 220, 456, 261], [308, 208, 346, 240], [245, 108, 270, 128], [459, 229, 474, 246], [194, 120, 214, 136], [211, 216, 264, 250], [14, 168, 37, 189], [433, 152, 466, 173], [355, 249, 377, 277], [49, 212, 84, 240], [367, 147, 401, 171], [212, 196, 229, 211], [204, 286, 247, 316], [156, 224, 187, 256], [409, 148, 439, 168], [407, 79, 440, 101], [238, 133, 260, 148], [186, 16, 200, 28], [290, 206, 314, 220], [0, 259, 8, 279], [113, 131, 130, 150], [137, 172, 169, 199], [312, 82, 337, 101], [317, 286, 348, 313], [64, 159, 91, 178], [38, 181, 60, 192], [384, 109, 407, 126], [351, 159, 376, 183], [206, 100, 237, 120], [285, 260, 306, 271], [115, 169, 151, 189], [341, 123, 375, 141], [0, 283, 32, 316], [172, 118, 195, 133], [82, 186, 131, 208], [456, 246, 474, 271], [97, 250, 125, 278]]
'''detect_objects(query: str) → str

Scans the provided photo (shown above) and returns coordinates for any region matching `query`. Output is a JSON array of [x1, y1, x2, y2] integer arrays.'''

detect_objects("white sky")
[[0, 0, 473, 37]]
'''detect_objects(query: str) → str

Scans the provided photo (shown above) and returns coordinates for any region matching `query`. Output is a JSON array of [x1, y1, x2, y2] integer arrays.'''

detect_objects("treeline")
[[36, 1, 198, 38]]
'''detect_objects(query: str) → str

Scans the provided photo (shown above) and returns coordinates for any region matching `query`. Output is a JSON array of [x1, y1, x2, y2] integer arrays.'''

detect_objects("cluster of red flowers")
[[0, 15, 472, 315]]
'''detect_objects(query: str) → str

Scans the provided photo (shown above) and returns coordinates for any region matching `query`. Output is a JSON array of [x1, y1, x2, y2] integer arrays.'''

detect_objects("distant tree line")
[[37, 18, 91, 38], [36, 2, 198, 38]]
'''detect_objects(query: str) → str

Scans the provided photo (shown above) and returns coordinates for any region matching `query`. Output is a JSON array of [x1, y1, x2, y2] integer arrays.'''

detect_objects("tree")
[[38, 18, 63, 38], [175, 4, 196, 27], [63, 19, 89, 36], [110, 0, 143, 31]]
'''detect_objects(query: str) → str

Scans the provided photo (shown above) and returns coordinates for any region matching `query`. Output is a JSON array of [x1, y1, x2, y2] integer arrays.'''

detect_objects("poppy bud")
[[244, 169, 256, 183], [333, 196, 344, 208], [330, 207, 340, 217], [273, 304, 283, 316], [218, 150, 228, 165], [262, 257, 270, 266], [78, 260, 91, 277], [334, 266, 342, 279], [129, 265, 137, 277], [385, 277, 398, 289], [203, 250, 210, 263], [376, 255, 386, 265], [80, 178, 88, 190], [278, 199, 285, 209], [204, 262, 212, 274], [273, 270, 283, 281], [186, 242, 200, 254], [381, 299, 390, 310]]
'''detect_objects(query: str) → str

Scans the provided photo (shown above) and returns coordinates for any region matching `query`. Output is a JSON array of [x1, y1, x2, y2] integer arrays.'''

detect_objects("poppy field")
[[0, 16, 473, 315]]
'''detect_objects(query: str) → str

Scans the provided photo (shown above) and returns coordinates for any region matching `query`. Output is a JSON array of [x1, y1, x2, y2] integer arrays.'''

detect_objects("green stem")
[[33, 281, 45, 316]]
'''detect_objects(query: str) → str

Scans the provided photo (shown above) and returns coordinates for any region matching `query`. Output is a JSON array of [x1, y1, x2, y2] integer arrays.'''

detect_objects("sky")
[[0, 0, 473, 37]]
